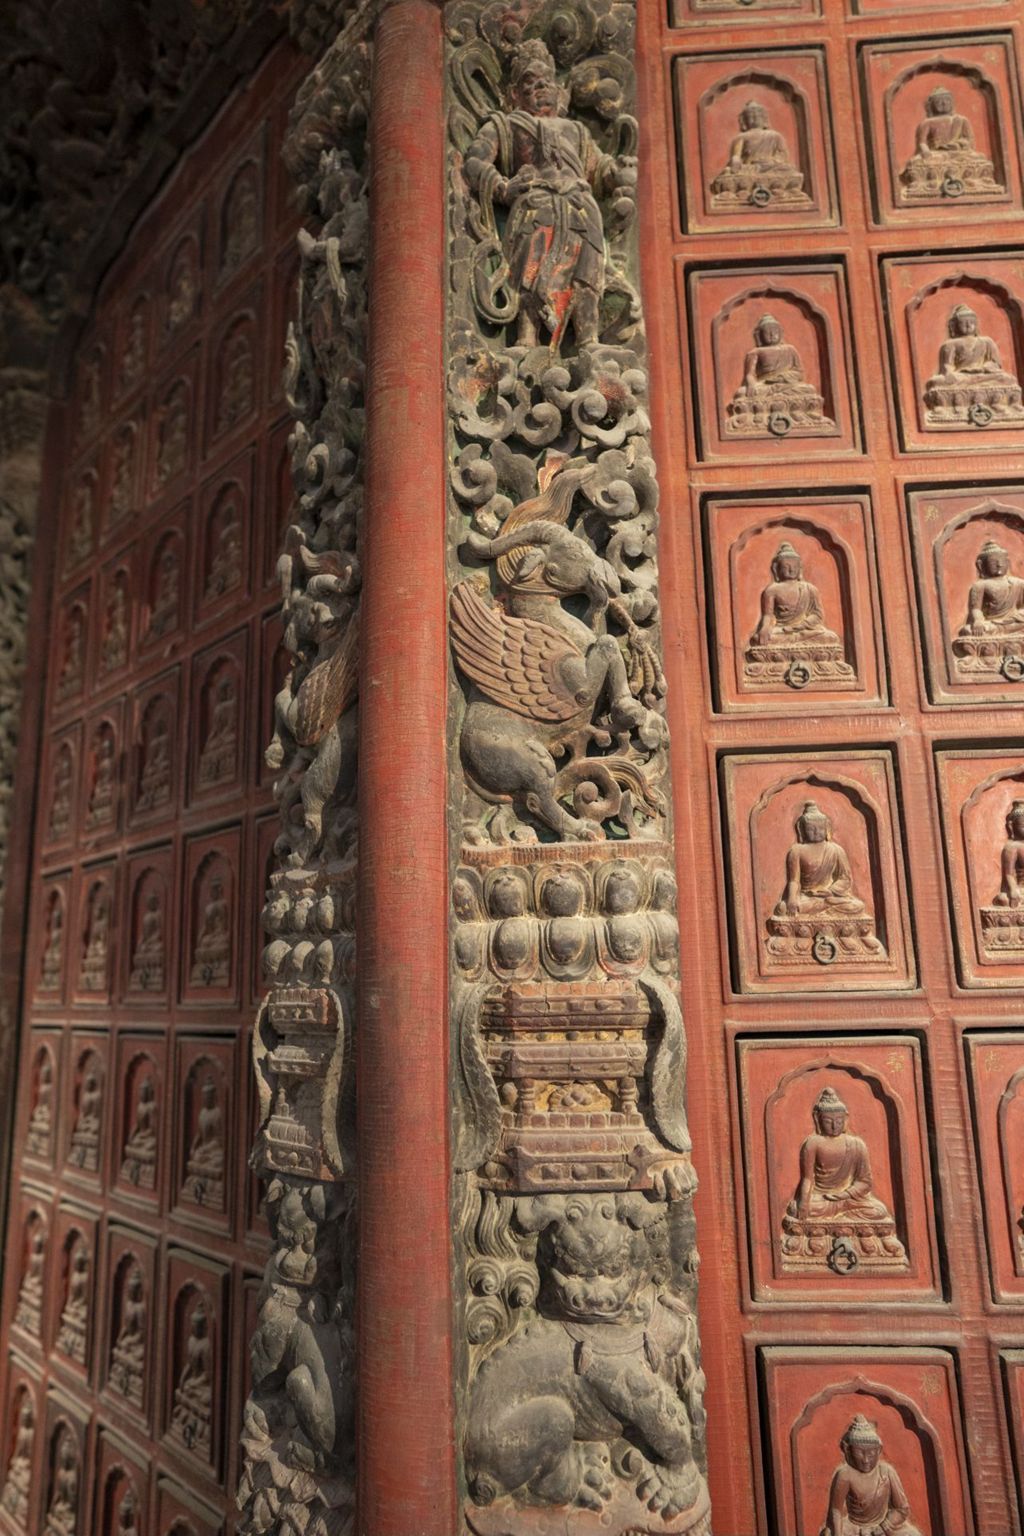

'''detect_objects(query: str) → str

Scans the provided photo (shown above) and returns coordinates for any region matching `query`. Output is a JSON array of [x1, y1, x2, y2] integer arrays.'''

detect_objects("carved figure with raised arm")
[[463, 40, 636, 353]]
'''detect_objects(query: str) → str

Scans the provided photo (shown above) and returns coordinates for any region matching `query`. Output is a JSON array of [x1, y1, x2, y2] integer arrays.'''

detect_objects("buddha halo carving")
[[237, 26, 368, 1536], [781, 1084, 907, 1275], [448, 8, 709, 1535]]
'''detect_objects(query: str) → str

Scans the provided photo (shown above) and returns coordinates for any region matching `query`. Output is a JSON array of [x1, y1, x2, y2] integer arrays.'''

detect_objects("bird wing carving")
[[292, 610, 359, 746], [449, 581, 582, 723]]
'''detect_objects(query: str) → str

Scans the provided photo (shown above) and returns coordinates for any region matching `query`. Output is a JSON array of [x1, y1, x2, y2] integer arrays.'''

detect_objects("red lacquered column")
[[356, 3, 456, 1533]]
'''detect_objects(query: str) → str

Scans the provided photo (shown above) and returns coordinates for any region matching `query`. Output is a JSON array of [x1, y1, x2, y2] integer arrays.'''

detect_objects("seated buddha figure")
[[992, 798, 1024, 908], [961, 539, 1024, 636], [775, 801, 866, 919], [980, 797, 1024, 956], [710, 100, 808, 209], [900, 87, 999, 202], [924, 304, 1024, 425], [727, 314, 833, 436], [819, 1416, 922, 1536], [746, 541, 851, 687], [783, 1086, 906, 1269]]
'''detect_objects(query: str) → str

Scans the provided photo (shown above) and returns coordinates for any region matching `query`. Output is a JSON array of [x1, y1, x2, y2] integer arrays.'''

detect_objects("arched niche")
[[906, 270, 1024, 421], [885, 58, 1006, 203], [931, 497, 1024, 669], [700, 68, 814, 202], [765, 1056, 908, 1263], [728, 513, 858, 685], [790, 1376, 947, 1535]]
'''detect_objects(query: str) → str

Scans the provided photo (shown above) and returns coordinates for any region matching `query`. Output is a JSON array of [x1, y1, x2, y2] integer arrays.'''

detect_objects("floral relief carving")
[[447, 7, 708, 1533]]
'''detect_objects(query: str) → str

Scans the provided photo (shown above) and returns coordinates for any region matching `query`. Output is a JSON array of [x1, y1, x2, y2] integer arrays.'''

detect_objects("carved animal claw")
[[637, 1461, 698, 1520], [575, 1445, 614, 1510]]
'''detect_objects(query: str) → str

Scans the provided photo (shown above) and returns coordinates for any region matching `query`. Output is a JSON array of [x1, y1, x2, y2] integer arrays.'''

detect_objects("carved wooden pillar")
[[359, 2, 457, 1530], [245, 3, 708, 1532], [444, 6, 708, 1533]]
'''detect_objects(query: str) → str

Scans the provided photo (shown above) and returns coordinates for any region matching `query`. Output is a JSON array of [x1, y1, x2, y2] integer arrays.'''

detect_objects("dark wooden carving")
[[238, 28, 369, 1536], [446, 8, 708, 1532]]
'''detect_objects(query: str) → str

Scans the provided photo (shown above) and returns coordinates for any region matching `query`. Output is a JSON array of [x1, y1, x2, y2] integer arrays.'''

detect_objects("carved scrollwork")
[[238, 26, 369, 1536], [447, 6, 708, 1533]]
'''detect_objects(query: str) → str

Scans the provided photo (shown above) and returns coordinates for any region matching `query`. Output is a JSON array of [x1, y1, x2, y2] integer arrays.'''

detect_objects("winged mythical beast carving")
[[450, 458, 667, 844]]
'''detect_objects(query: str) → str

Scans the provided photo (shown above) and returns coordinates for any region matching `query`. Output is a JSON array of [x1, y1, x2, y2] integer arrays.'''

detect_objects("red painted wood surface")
[[357, 2, 457, 1533], [0, 38, 307, 1535], [639, 0, 1024, 1529]]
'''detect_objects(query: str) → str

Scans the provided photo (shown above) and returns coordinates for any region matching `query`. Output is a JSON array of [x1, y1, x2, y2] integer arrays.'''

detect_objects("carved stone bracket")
[[445, 5, 708, 1531], [237, 27, 370, 1536]]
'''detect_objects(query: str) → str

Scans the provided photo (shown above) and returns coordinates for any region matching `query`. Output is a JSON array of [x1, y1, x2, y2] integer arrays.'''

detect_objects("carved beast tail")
[[555, 755, 665, 832]]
